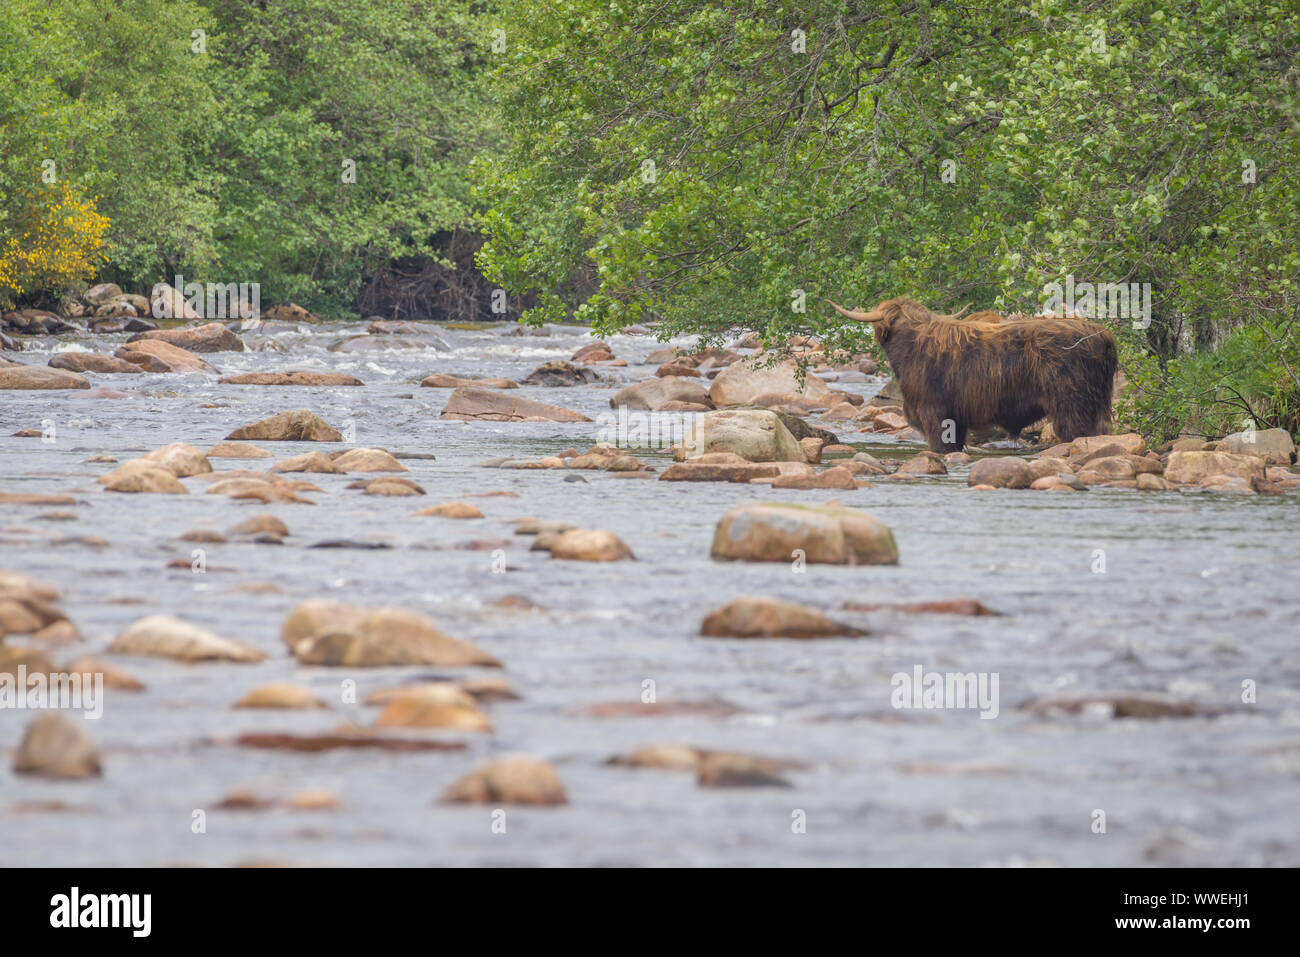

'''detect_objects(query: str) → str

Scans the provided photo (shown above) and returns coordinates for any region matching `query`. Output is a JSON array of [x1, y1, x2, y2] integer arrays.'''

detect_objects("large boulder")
[[679, 409, 806, 462], [0, 365, 90, 390], [225, 409, 343, 441], [1217, 428, 1295, 464], [610, 376, 713, 411], [129, 322, 245, 353], [1165, 451, 1266, 485], [280, 601, 500, 667], [711, 503, 898, 565], [709, 357, 835, 407], [440, 386, 591, 422]]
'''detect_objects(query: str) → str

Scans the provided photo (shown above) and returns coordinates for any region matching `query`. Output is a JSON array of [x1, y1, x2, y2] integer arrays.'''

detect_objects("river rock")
[[711, 503, 898, 565], [48, 353, 142, 374], [1069, 433, 1146, 457], [441, 755, 567, 805], [129, 322, 245, 353], [659, 455, 785, 483], [235, 683, 326, 709], [141, 443, 213, 477], [678, 409, 806, 462], [281, 601, 501, 667], [440, 386, 591, 422], [109, 615, 264, 662], [229, 514, 290, 539], [118, 339, 214, 372], [896, 451, 947, 475], [708, 357, 835, 407], [331, 448, 406, 472], [207, 442, 272, 459], [1028, 456, 1071, 481], [701, 596, 866, 638], [967, 457, 1032, 489], [548, 529, 634, 561], [610, 376, 713, 411], [98, 461, 189, 493], [12, 714, 101, 779], [63, 657, 145, 691], [1217, 428, 1295, 464], [357, 477, 425, 496], [226, 409, 343, 441], [219, 371, 363, 386], [0, 365, 91, 390], [414, 502, 484, 518], [421, 373, 517, 389], [272, 452, 342, 474], [262, 302, 318, 323], [769, 465, 858, 489], [1136, 473, 1172, 491], [374, 693, 492, 731], [84, 282, 123, 305], [697, 753, 793, 788], [1165, 451, 1266, 485], [520, 360, 600, 386]]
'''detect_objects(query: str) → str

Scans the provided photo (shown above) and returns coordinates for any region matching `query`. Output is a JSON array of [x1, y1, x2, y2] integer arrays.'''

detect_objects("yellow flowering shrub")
[[0, 181, 110, 308]]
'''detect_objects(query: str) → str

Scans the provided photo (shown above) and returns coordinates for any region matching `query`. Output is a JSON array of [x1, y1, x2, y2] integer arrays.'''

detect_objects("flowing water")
[[1, 319, 1298, 866]]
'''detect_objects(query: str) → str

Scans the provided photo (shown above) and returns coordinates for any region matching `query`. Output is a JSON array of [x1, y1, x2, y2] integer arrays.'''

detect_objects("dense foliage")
[[3, 0, 1297, 438], [477, 0, 1300, 439], [1, 0, 492, 313]]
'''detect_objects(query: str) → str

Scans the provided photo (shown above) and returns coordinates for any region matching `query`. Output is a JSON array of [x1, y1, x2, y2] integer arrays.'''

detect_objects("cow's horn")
[[826, 299, 883, 323], [937, 303, 972, 320]]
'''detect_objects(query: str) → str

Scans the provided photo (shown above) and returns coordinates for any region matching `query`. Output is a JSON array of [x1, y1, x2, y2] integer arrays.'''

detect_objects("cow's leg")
[[924, 414, 965, 453]]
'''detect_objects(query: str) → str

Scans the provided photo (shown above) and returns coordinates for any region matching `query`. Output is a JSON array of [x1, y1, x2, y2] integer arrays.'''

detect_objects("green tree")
[[478, 0, 1300, 437]]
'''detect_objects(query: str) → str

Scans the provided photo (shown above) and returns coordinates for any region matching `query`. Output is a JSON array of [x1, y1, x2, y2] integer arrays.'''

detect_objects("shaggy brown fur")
[[828, 297, 1118, 452]]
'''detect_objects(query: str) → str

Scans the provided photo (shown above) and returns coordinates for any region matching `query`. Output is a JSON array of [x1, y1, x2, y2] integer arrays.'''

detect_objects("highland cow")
[[827, 297, 1118, 452]]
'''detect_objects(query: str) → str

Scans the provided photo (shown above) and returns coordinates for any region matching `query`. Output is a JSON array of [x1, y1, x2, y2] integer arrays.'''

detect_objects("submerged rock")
[[234, 683, 327, 709], [440, 386, 591, 422], [219, 370, 363, 386], [441, 755, 566, 805], [701, 596, 866, 638], [225, 409, 343, 441], [711, 503, 898, 565], [0, 365, 91, 390]]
